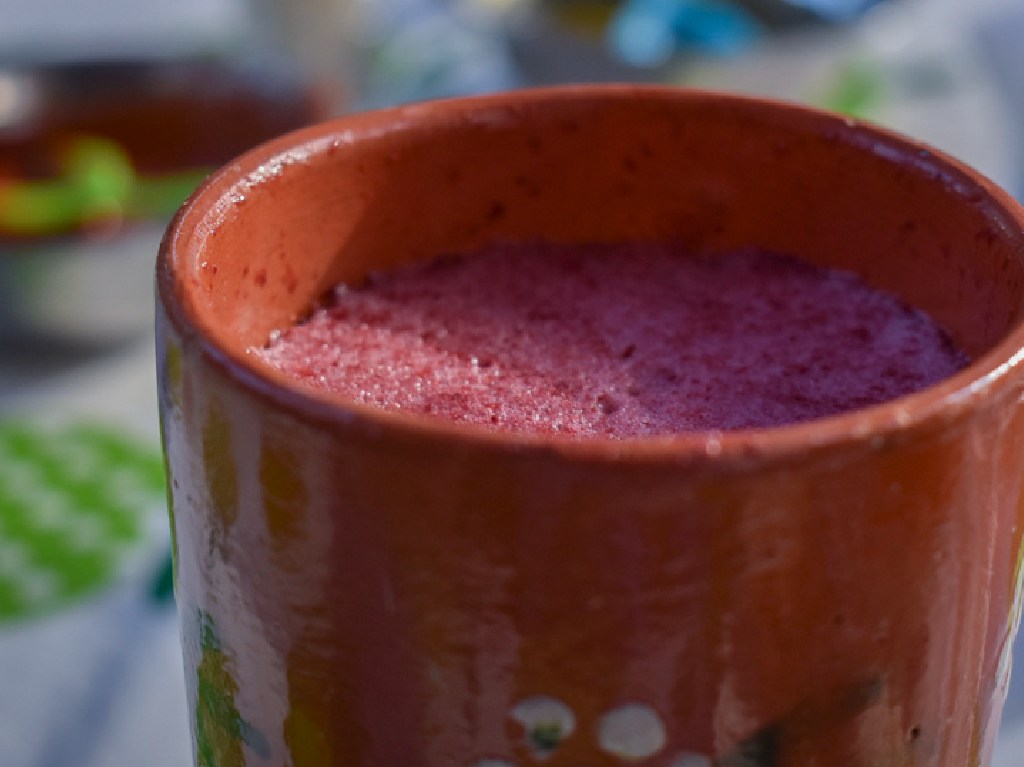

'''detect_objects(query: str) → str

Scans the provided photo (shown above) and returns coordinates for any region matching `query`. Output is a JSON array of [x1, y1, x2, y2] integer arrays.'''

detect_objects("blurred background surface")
[[1, 1, 1024, 765]]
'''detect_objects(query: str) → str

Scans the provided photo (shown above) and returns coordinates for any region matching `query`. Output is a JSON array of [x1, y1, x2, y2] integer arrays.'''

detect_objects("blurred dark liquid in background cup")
[[0, 58, 326, 350]]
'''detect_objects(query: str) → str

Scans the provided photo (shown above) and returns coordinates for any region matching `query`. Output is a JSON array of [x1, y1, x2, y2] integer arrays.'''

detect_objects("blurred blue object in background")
[[786, 0, 886, 22], [609, 0, 762, 67], [353, 0, 519, 109]]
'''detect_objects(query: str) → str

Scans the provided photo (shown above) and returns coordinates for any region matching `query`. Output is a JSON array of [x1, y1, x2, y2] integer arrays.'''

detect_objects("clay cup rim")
[[157, 84, 1024, 466]]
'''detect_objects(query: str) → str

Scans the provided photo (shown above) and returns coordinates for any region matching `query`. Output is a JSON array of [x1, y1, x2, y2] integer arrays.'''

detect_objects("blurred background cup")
[[158, 85, 1024, 767], [0, 0, 330, 351]]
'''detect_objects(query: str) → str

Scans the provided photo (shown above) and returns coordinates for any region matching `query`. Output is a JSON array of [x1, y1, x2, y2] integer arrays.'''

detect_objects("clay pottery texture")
[[157, 86, 1024, 767]]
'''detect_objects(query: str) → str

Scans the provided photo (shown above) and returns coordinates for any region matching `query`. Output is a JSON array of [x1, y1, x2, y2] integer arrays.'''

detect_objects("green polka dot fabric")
[[0, 421, 165, 622]]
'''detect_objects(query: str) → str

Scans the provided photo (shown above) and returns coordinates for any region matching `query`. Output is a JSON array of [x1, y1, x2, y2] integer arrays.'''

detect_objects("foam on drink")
[[254, 242, 969, 437]]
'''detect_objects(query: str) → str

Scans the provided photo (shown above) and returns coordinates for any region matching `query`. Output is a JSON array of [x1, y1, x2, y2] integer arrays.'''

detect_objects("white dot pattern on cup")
[[471, 699, 681, 767], [596, 703, 667, 761], [511, 696, 576, 757]]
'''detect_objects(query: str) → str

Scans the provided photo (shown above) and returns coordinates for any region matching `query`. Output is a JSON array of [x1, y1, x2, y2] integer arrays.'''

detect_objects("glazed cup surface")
[[158, 85, 1024, 767]]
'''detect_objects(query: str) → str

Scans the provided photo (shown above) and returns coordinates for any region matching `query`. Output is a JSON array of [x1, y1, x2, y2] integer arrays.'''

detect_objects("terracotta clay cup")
[[157, 86, 1024, 767]]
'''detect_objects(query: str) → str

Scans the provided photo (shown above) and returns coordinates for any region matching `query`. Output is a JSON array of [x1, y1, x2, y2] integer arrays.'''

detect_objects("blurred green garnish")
[[819, 59, 885, 119], [0, 135, 208, 237]]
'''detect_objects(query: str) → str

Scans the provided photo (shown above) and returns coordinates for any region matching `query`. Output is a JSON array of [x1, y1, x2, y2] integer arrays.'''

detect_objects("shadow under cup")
[[157, 87, 1024, 767]]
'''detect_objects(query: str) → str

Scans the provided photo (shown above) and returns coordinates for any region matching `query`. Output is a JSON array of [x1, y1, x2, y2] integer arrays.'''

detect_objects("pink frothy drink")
[[256, 243, 968, 436]]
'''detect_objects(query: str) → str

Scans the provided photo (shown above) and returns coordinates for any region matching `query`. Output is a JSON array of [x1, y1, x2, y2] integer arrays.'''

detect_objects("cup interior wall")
[[172, 92, 1024, 368]]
